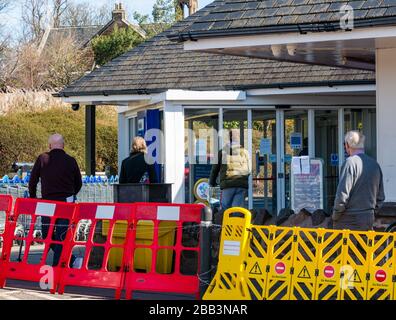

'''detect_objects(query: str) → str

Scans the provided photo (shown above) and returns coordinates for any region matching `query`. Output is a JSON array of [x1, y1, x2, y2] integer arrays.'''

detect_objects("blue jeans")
[[221, 188, 248, 210]]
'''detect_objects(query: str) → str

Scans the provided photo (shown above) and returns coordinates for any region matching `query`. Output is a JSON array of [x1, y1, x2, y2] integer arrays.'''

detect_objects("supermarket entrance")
[[183, 106, 376, 216]]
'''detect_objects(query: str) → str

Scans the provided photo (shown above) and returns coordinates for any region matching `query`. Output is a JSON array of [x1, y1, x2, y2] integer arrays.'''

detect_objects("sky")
[[1, 0, 213, 39]]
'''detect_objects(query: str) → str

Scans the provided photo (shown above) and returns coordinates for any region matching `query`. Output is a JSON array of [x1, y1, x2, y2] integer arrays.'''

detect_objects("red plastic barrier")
[[0, 195, 13, 287], [123, 202, 203, 299], [57, 203, 135, 299], [2, 198, 76, 293]]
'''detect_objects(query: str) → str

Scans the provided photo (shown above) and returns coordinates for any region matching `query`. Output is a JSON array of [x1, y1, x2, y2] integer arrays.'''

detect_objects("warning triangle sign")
[[298, 266, 311, 279], [348, 270, 362, 283], [249, 262, 263, 275]]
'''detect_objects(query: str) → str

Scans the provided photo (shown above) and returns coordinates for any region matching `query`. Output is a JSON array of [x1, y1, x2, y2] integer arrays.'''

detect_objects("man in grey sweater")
[[332, 131, 385, 231]]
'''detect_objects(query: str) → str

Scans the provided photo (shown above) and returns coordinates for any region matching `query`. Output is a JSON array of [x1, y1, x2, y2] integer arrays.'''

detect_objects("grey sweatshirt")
[[332, 153, 385, 229]]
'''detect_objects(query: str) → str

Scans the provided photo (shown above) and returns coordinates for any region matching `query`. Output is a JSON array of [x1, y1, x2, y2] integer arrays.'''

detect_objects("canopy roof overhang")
[[182, 25, 396, 71]]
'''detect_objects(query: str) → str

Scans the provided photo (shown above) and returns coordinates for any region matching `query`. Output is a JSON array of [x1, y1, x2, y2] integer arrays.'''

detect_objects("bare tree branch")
[[51, 0, 69, 28], [21, 0, 48, 43]]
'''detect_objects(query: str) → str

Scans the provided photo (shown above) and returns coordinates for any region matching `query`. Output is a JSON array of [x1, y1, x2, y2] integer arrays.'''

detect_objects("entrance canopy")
[[171, 0, 396, 71], [172, 0, 396, 203]]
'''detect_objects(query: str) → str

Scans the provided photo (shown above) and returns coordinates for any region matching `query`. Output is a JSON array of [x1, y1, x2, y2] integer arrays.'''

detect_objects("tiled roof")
[[58, 1, 374, 97], [171, 0, 396, 39], [42, 26, 103, 51]]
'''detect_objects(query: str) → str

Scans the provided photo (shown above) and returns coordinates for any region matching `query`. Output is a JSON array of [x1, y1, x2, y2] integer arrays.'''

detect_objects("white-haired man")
[[332, 131, 385, 231], [29, 134, 82, 266]]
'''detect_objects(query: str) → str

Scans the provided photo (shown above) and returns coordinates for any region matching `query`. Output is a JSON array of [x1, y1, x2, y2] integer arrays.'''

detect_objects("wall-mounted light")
[[287, 44, 297, 56], [271, 45, 282, 58]]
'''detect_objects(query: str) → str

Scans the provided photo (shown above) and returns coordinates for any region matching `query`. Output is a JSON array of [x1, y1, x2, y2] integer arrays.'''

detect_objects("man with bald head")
[[29, 134, 82, 266]]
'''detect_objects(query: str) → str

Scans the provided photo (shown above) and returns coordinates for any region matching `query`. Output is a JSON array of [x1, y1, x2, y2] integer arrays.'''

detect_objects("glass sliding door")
[[252, 110, 277, 215], [184, 108, 219, 204], [345, 108, 377, 159], [284, 110, 309, 210], [315, 110, 339, 213], [222, 109, 249, 208]]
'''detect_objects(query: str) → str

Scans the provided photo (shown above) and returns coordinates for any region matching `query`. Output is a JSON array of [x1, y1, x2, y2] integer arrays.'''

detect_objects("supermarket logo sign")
[[340, 5, 354, 30], [141, 128, 253, 166]]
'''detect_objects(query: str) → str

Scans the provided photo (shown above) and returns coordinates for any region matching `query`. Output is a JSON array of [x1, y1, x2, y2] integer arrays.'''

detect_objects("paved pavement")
[[0, 287, 106, 300], [1, 243, 110, 300], [1, 244, 196, 300]]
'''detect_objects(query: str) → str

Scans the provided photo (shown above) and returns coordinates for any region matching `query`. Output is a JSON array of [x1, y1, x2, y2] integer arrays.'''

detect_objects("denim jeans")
[[41, 217, 75, 267], [221, 188, 248, 211]]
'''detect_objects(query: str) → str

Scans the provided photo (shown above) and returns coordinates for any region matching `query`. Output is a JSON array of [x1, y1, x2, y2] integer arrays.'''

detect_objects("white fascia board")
[[248, 84, 376, 96], [61, 94, 152, 105], [184, 26, 396, 51], [165, 89, 246, 101]]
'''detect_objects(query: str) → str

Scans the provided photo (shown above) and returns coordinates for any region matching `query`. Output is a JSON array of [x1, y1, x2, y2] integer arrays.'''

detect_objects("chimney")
[[189, 0, 198, 15], [178, 0, 198, 17], [112, 3, 126, 21]]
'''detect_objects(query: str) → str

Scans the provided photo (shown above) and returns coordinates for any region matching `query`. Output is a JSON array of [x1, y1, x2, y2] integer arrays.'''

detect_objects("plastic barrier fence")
[[0, 195, 12, 287], [58, 203, 135, 299], [1, 198, 77, 293], [0, 198, 205, 299], [204, 208, 396, 300], [123, 202, 203, 299]]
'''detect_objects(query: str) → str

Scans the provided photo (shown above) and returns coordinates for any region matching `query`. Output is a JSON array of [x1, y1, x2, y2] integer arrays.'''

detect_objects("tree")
[[21, 0, 48, 43], [0, 0, 10, 52], [43, 34, 94, 88], [51, 0, 69, 28], [13, 42, 45, 89], [133, 0, 180, 39], [91, 26, 144, 66], [61, 2, 111, 27]]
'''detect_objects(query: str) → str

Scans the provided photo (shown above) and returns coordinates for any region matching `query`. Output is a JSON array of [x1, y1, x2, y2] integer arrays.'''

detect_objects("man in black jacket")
[[29, 134, 82, 266]]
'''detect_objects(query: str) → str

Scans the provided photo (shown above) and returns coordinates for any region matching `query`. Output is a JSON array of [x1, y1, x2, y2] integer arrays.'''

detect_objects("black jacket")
[[119, 152, 158, 184], [29, 149, 82, 201]]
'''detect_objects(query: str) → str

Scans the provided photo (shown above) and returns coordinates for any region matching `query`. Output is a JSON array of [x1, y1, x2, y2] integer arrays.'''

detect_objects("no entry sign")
[[375, 270, 387, 283], [275, 262, 286, 275], [324, 266, 335, 279]]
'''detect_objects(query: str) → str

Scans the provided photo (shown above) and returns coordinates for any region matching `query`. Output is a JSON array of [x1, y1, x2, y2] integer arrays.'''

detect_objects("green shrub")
[[0, 106, 118, 175], [91, 26, 144, 66]]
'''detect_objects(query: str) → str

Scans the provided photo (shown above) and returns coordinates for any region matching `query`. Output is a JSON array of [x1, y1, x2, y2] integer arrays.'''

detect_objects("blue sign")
[[269, 154, 277, 163], [260, 138, 272, 155], [331, 153, 339, 167], [290, 132, 302, 150], [285, 154, 292, 164]]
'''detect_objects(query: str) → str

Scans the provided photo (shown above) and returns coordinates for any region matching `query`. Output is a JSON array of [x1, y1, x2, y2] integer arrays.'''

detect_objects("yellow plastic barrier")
[[340, 230, 370, 300], [203, 207, 252, 300], [102, 220, 176, 273], [366, 231, 395, 300], [204, 208, 396, 300], [244, 226, 272, 300], [315, 229, 346, 300], [265, 226, 295, 300], [290, 228, 320, 300]]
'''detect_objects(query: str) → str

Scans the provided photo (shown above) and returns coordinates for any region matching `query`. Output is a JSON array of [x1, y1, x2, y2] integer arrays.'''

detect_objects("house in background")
[[38, 3, 146, 54], [57, 1, 377, 217]]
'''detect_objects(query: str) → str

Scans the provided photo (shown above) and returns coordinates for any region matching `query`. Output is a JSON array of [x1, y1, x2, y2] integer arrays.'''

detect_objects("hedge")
[[0, 106, 118, 175]]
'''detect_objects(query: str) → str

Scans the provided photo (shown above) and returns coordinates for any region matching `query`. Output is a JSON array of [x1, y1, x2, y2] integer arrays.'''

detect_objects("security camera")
[[71, 103, 80, 111]]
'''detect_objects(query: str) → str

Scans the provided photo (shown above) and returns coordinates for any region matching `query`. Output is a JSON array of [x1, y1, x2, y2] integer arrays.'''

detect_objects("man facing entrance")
[[209, 129, 250, 210], [332, 131, 385, 231]]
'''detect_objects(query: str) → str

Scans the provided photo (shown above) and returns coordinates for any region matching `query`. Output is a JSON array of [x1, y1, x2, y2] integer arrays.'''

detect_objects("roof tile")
[[60, 1, 374, 96]]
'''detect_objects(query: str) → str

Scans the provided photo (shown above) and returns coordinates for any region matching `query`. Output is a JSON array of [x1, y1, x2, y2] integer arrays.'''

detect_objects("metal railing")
[[0, 175, 119, 203]]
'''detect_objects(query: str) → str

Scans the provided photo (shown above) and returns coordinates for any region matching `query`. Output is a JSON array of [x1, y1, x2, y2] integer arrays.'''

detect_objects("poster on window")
[[291, 158, 324, 213]]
